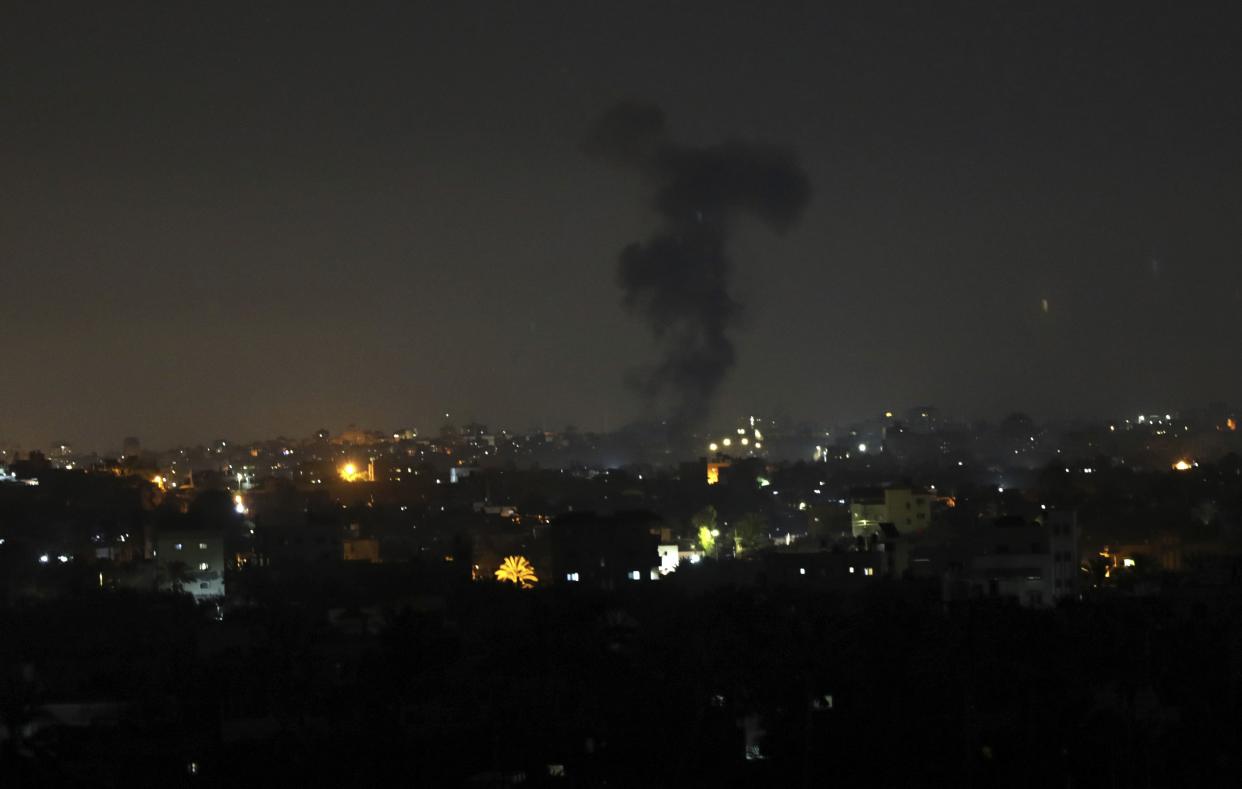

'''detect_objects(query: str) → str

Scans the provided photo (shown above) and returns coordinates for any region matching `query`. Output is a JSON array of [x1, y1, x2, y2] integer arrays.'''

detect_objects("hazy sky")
[[3, 1, 1241, 451]]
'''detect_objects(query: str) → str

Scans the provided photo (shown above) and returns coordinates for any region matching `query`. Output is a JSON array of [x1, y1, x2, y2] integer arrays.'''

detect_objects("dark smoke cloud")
[[587, 103, 811, 434]]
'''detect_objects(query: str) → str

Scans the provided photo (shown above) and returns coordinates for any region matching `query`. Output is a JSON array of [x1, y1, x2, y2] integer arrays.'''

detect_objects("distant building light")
[[1122, 558, 1136, 568], [627, 570, 641, 581], [1172, 459, 1193, 471], [857, 443, 867, 453], [799, 567, 806, 576], [848, 566, 855, 574], [38, 554, 49, 564], [198, 562, 209, 571], [864, 567, 875, 576], [566, 572, 579, 582]]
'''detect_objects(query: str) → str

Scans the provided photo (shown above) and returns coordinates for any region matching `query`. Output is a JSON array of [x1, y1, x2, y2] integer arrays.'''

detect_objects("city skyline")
[[5, 2, 1242, 449]]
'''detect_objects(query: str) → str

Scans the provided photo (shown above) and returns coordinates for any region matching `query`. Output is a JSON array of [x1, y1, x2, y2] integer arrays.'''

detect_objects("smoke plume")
[[587, 103, 811, 435]]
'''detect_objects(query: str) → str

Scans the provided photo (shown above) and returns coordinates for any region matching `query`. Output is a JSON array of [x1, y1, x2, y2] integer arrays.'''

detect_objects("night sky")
[[4, 1, 1241, 451]]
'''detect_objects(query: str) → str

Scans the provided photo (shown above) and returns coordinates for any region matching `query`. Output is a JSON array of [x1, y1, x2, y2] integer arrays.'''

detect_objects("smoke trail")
[[587, 103, 811, 434]]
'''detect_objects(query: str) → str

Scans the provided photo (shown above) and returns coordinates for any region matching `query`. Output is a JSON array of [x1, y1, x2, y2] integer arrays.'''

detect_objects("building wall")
[[850, 488, 934, 536], [155, 531, 225, 600], [960, 511, 1079, 607], [343, 537, 381, 563]]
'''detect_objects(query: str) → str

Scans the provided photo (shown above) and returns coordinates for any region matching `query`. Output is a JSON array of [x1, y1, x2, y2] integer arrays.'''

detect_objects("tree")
[[690, 506, 718, 542], [733, 512, 769, 555], [698, 525, 717, 557], [160, 560, 192, 594], [495, 556, 538, 589]]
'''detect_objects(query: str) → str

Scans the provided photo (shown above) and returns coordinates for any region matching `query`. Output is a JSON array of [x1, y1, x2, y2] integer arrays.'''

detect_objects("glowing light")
[[857, 443, 867, 453], [233, 494, 246, 515], [708, 442, 718, 452], [1122, 558, 1136, 568], [339, 462, 366, 482], [740, 437, 750, 446], [152, 474, 166, 490], [1172, 459, 1193, 471], [1228, 417, 1237, 432], [884, 410, 893, 418], [722, 438, 732, 447], [706, 463, 722, 485], [495, 555, 538, 588]]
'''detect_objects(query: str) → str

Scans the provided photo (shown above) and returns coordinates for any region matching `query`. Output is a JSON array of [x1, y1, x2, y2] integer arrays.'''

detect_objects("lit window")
[[799, 567, 806, 575], [198, 543, 208, 550], [174, 543, 183, 551], [864, 567, 875, 576], [848, 566, 855, 574], [627, 570, 641, 581], [566, 572, 579, 582]]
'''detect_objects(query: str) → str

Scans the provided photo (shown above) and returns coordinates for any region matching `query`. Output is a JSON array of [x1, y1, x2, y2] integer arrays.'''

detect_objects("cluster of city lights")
[[707, 416, 765, 455]]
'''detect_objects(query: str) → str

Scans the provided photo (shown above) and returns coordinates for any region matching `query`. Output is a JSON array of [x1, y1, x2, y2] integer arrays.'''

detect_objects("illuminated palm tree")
[[495, 555, 538, 589]]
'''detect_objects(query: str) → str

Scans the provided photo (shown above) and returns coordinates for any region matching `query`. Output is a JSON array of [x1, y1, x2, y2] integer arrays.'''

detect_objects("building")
[[549, 511, 661, 589], [343, 537, 381, 563], [155, 529, 225, 601], [256, 522, 344, 566], [949, 510, 1079, 608], [850, 486, 934, 537]]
